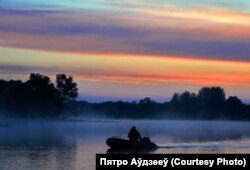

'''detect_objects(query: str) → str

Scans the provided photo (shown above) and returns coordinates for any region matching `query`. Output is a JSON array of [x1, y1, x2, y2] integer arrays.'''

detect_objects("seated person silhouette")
[[128, 126, 142, 141]]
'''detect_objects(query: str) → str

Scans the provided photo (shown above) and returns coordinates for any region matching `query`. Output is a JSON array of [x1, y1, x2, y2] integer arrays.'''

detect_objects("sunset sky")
[[1, 0, 250, 103]]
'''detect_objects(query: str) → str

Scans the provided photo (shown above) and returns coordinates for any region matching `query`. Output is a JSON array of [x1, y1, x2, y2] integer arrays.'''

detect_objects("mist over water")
[[1, 119, 250, 170]]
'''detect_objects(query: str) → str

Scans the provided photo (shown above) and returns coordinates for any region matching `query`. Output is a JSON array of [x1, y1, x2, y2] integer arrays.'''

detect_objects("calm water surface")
[[0, 119, 250, 170]]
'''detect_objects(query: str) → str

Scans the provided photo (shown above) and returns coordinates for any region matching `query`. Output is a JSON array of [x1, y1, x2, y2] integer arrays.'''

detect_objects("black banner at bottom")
[[96, 154, 249, 170]]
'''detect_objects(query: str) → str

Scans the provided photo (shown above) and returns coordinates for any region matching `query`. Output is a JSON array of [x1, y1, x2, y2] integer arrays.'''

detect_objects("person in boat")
[[128, 126, 142, 142]]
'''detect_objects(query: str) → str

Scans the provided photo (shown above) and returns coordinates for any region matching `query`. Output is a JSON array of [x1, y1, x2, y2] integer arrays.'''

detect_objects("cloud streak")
[[1, 6, 250, 61], [1, 49, 250, 86]]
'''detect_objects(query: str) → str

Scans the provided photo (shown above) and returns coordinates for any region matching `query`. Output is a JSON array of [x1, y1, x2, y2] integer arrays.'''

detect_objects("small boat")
[[106, 137, 158, 149]]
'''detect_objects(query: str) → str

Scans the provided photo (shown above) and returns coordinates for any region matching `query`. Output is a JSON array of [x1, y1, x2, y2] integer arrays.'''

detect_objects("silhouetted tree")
[[170, 93, 179, 104], [137, 97, 158, 117], [0, 73, 78, 118], [198, 87, 225, 118], [56, 74, 78, 102], [25, 73, 62, 117], [226, 96, 242, 106], [170, 91, 198, 117], [139, 97, 156, 105], [225, 96, 244, 119]]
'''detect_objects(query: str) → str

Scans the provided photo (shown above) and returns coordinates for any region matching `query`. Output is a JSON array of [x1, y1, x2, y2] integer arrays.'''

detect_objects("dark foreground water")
[[0, 119, 250, 170]]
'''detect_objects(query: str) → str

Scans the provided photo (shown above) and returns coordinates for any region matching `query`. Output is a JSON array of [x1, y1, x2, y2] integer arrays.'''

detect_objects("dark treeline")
[[65, 87, 250, 120], [0, 73, 78, 118], [0, 74, 250, 120]]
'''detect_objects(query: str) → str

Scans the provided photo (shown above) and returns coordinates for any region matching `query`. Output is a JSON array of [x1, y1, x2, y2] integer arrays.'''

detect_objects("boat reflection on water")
[[106, 147, 158, 154], [106, 137, 158, 154]]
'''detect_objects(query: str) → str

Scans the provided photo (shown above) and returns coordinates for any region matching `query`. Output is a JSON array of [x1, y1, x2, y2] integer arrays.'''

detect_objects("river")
[[0, 119, 250, 170]]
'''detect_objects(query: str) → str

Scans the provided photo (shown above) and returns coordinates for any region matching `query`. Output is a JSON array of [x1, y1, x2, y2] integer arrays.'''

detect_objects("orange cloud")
[[72, 71, 250, 86], [133, 5, 250, 26], [7, 49, 246, 86]]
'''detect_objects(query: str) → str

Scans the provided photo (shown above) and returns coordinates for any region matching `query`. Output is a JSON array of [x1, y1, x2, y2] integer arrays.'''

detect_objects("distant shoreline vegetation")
[[0, 73, 250, 120], [0, 73, 78, 118]]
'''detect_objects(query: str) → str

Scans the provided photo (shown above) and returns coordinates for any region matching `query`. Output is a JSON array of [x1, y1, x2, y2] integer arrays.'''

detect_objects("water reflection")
[[0, 122, 77, 170], [0, 120, 250, 170], [106, 148, 158, 154]]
